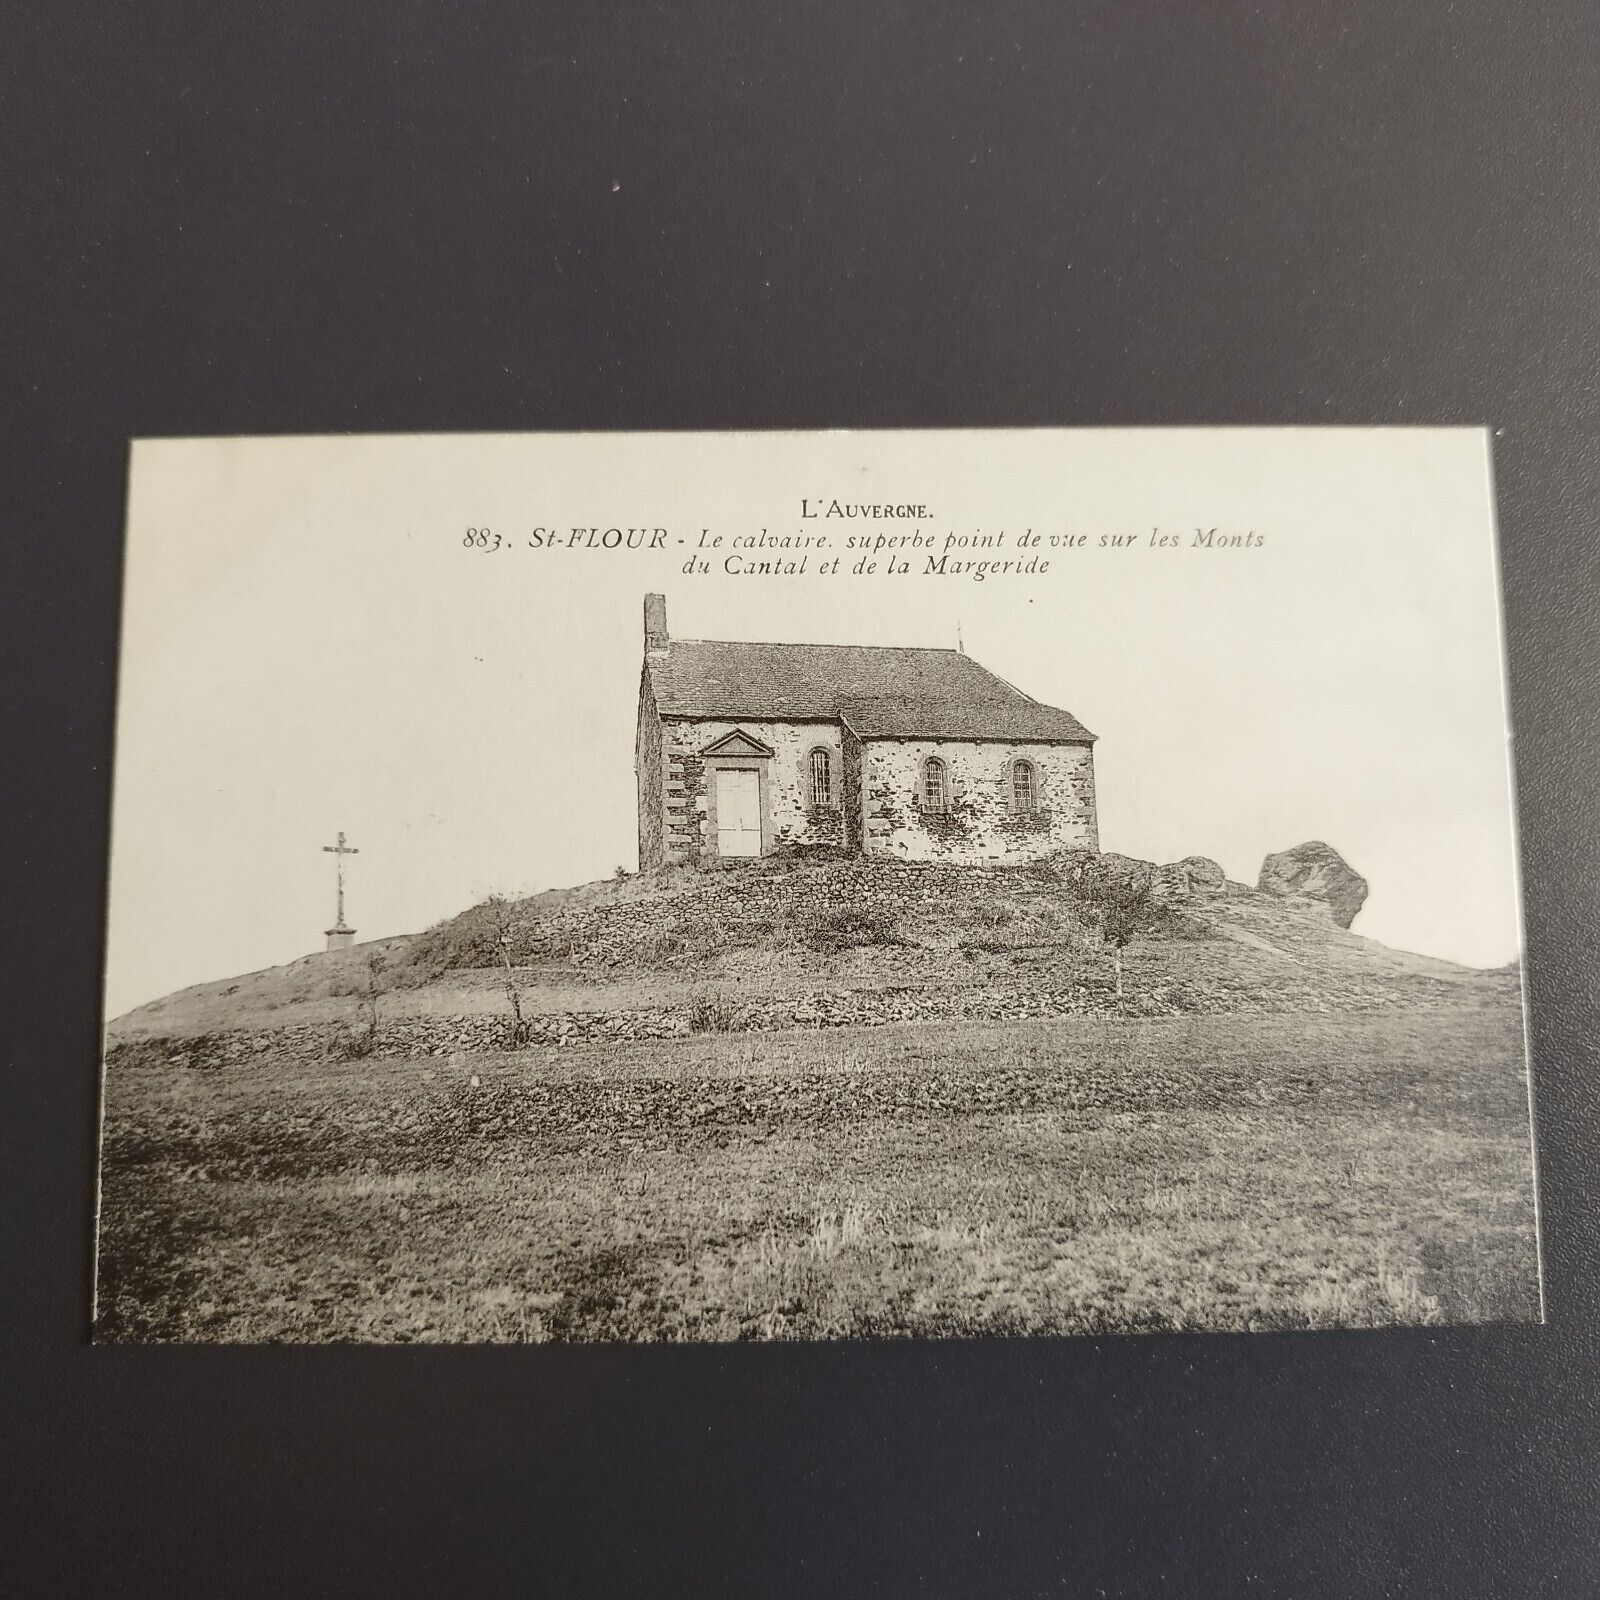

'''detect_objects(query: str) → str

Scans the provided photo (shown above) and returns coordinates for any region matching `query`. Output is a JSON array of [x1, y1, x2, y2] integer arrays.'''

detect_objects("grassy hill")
[[109, 852, 1513, 1042], [97, 852, 1537, 1342]]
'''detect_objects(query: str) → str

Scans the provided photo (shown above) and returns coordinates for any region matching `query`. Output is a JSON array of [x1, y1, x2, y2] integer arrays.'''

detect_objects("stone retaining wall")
[[112, 965, 1459, 1075], [511, 855, 1074, 967]]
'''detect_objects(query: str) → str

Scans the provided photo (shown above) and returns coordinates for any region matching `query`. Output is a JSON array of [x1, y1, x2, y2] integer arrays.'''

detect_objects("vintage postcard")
[[95, 428, 1540, 1342]]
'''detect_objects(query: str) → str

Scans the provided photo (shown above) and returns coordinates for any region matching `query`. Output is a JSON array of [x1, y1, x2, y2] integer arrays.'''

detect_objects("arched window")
[[1011, 758, 1037, 814], [922, 756, 949, 813], [809, 747, 833, 807]]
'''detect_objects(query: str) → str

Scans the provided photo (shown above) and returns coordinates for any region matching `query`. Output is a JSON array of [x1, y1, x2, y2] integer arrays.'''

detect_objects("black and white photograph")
[[94, 426, 1539, 1342]]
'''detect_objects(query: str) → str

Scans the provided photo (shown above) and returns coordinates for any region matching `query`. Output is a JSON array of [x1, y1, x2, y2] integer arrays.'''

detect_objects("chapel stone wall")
[[661, 718, 845, 863], [861, 738, 1097, 864], [635, 674, 665, 870]]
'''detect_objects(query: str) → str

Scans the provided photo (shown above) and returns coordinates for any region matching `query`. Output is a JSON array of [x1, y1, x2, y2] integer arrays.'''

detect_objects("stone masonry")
[[860, 739, 1098, 862], [662, 717, 845, 863]]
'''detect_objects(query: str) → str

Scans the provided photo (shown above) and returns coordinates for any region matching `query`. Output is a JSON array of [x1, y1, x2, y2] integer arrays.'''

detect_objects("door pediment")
[[700, 728, 774, 759]]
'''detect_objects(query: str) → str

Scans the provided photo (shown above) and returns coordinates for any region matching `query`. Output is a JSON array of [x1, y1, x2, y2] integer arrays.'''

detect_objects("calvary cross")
[[322, 830, 359, 947]]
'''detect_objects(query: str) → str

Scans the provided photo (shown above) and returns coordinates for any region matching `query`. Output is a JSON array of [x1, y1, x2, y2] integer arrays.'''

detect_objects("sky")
[[104, 428, 1522, 1017]]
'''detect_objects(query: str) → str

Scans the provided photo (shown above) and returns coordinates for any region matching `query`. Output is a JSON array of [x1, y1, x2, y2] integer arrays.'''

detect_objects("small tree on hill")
[[334, 951, 388, 1060], [487, 894, 531, 1048], [1077, 860, 1164, 996]]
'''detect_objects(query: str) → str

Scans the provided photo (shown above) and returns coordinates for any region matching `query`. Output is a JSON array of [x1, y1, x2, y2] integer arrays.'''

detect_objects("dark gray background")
[[5, 2, 1598, 1593]]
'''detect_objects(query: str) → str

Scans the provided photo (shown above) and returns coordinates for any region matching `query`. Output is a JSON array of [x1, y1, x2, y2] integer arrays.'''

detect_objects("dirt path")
[[1219, 926, 1306, 966]]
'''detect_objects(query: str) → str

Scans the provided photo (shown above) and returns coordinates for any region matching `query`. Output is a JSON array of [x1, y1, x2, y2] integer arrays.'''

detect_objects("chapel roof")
[[648, 637, 1095, 744]]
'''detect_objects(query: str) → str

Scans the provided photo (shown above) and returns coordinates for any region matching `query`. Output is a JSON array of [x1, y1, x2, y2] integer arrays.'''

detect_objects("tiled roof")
[[835, 692, 1095, 743], [648, 638, 1095, 744]]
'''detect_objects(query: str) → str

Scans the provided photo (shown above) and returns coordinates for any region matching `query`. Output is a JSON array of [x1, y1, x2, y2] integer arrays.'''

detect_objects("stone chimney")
[[644, 592, 669, 657]]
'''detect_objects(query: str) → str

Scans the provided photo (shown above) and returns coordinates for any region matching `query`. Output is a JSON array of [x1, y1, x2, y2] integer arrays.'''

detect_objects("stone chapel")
[[634, 594, 1100, 868]]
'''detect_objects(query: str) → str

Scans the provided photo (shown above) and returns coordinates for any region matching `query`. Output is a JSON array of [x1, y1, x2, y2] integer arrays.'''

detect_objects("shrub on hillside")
[[967, 903, 1017, 931], [633, 926, 689, 964], [954, 899, 1088, 955], [329, 1021, 377, 1061], [685, 992, 741, 1033], [795, 905, 901, 954], [329, 950, 388, 1060]]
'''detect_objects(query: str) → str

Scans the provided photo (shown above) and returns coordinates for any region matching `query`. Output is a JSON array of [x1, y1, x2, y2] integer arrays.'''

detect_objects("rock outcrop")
[[1156, 856, 1228, 900], [1257, 841, 1368, 929]]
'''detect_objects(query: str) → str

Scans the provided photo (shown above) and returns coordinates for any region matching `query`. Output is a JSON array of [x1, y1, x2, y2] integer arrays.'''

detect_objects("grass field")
[[95, 1004, 1540, 1342]]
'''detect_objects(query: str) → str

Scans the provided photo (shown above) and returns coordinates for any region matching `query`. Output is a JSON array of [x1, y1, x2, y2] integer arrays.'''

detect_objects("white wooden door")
[[715, 768, 762, 857]]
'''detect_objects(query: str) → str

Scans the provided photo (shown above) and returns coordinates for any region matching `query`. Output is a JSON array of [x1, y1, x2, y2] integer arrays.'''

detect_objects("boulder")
[[1156, 855, 1227, 900], [1054, 849, 1154, 894], [1257, 841, 1368, 929]]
